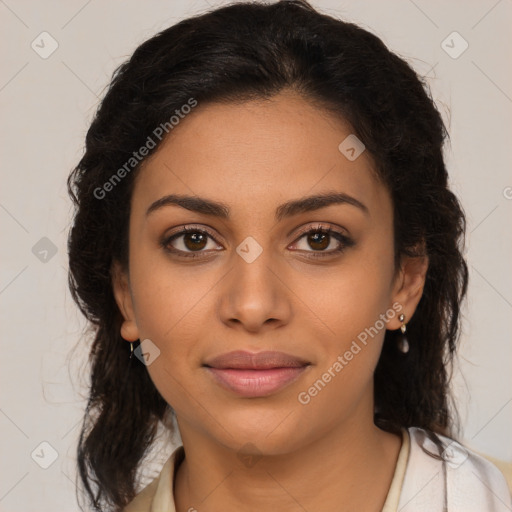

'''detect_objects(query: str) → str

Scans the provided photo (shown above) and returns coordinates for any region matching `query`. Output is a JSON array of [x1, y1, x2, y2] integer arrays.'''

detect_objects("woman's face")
[[113, 89, 426, 455]]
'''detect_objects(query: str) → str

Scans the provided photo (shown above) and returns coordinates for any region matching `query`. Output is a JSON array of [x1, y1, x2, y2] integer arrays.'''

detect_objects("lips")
[[203, 350, 310, 397], [204, 350, 310, 370]]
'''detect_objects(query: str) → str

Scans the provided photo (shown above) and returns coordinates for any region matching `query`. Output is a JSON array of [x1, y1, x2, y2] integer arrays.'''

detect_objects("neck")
[[173, 411, 402, 512]]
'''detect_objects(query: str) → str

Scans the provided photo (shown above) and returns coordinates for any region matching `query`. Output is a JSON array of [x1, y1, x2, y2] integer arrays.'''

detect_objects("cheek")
[[304, 252, 394, 349], [129, 266, 210, 412], [294, 275, 392, 423], [128, 256, 236, 421], [128, 247, 214, 374], [298, 238, 396, 393]]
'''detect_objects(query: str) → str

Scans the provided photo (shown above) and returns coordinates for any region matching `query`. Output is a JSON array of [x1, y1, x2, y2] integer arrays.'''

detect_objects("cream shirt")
[[124, 427, 511, 511]]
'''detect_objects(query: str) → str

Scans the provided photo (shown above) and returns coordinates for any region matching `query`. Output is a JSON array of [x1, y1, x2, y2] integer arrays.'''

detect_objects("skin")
[[113, 89, 428, 511]]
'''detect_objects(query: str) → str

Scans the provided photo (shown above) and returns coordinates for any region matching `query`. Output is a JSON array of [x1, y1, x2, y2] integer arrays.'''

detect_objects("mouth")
[[203, 350, 311, 397]]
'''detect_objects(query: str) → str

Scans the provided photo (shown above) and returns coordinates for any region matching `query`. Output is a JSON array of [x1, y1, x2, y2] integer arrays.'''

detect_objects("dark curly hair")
[[67, 1, 468, 510]]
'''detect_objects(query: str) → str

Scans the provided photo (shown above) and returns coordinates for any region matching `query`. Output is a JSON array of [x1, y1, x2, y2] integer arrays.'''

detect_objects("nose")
[[218, 241, 292, 334]]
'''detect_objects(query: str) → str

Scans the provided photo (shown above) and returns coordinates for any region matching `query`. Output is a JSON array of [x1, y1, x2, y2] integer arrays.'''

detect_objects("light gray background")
[[1, 1, 511, 510]]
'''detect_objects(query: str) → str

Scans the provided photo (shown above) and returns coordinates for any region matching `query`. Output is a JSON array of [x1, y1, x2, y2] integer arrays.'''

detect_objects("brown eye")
[[290, 226, 355, 257], [306, 231, 330, 251], [182, 232, 208, 251], [162, 227, 223, 258]]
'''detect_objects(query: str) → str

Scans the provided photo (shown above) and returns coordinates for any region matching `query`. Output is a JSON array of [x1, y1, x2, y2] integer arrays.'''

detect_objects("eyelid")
[[164, 224, 221, 242], [292, 222, 349, 239], [162, 222, 347, 244]]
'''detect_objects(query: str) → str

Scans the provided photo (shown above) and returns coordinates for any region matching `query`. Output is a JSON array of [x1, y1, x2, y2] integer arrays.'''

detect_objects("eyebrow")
[[145, 191, 369, 221]]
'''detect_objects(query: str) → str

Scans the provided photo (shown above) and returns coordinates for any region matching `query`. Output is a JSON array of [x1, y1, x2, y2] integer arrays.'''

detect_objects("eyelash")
[[160, 224, 354, 260]]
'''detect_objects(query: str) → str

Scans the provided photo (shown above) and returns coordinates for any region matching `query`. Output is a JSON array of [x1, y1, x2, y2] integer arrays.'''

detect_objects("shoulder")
[[399, 427, 512, 512], [124, 446, 184, 512], [124, 477, 160, 512]]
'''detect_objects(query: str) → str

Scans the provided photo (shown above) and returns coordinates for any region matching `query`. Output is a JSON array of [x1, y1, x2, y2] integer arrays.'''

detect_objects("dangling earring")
[[129, 341, 135, 359], [397, 313, 409, 353]]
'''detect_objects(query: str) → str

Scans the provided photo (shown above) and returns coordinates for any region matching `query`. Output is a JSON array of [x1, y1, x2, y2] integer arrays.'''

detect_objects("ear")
[[386, 251, 429, 330], [111, 261, 140, 342]]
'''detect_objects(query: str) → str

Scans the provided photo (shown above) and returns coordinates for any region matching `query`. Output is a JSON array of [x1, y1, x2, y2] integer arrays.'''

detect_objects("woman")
[[67, 1, 511, 511]]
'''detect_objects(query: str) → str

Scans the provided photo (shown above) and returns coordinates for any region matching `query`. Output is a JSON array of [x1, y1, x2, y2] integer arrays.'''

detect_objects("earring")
[[129, 341, 135, 359], [397, 313, 409, 353]]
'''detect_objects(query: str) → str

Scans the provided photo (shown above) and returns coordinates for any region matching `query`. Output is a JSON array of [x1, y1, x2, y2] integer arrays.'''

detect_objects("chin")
[[213, 403, 307, 454]]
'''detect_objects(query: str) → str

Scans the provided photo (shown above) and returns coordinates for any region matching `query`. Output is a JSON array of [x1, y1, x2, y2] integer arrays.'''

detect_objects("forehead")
[[132, 90, 389, 219]]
